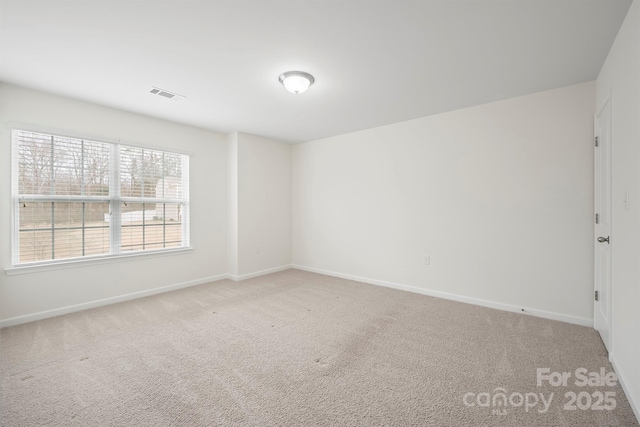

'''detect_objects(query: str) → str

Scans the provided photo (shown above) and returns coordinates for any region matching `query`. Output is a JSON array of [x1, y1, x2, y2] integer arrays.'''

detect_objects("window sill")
[[4, 247, 194, 276]]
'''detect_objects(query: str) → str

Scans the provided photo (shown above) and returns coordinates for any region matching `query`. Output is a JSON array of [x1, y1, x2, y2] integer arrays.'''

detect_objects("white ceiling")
[[0, 0, 633, 143]]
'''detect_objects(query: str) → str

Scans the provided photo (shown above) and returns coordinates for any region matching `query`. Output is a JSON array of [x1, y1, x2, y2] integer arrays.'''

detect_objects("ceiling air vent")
[[149, 87, 185, 101]]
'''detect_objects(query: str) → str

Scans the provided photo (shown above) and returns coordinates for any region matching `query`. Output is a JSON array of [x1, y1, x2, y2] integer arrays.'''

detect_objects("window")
[[12, 130, 190, 266]]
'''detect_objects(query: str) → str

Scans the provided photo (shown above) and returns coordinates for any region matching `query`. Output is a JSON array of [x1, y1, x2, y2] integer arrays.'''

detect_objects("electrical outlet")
[[423, 255, 430, 265], [256, 245, 260, 253]]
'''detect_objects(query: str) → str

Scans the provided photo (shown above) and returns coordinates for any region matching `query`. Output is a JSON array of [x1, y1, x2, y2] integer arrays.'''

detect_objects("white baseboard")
[[610, 352, 640, 423], [291, 264, 593, 327], [0, 274, 228, 328], [227, 264, 292, 282], [2, 263, 593, 329], [1, 265, 293, 328]]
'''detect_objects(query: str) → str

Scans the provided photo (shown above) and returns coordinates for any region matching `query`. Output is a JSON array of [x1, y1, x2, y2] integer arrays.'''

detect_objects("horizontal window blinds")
[[12, 129, 190, 265]]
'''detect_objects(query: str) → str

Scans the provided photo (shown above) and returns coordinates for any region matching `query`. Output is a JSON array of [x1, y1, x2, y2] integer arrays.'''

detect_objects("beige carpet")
[[1, 269, 637, 426]]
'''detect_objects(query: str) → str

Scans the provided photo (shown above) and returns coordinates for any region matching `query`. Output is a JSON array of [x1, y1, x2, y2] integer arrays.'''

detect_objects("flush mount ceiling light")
[[279, 71, 315, 94]]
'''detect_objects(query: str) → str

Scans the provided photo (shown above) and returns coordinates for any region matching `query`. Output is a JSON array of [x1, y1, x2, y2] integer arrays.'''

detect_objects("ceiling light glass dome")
[[279, 71, 315, 94]]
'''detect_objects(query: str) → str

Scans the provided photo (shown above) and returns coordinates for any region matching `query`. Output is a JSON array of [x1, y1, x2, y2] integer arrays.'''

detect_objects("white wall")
[[293, 81, 595, 324], [0, 83, 228, 322], [596, 0, 640, 418], [236, 133, 292, 277]]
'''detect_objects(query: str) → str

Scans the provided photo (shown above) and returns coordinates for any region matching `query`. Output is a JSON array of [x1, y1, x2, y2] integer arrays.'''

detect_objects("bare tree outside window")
[[13, 130, 189, 265]]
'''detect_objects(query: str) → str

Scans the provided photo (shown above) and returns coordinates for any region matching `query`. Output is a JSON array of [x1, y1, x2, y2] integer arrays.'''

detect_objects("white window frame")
[[8, 127, 192, 273]]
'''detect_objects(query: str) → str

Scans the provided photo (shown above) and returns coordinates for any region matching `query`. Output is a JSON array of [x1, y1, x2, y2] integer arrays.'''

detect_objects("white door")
[[594, 97, 612, 352]]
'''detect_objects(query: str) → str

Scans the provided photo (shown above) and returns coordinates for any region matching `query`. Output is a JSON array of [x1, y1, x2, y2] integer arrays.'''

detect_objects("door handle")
[[597, 236, 610, 244]]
